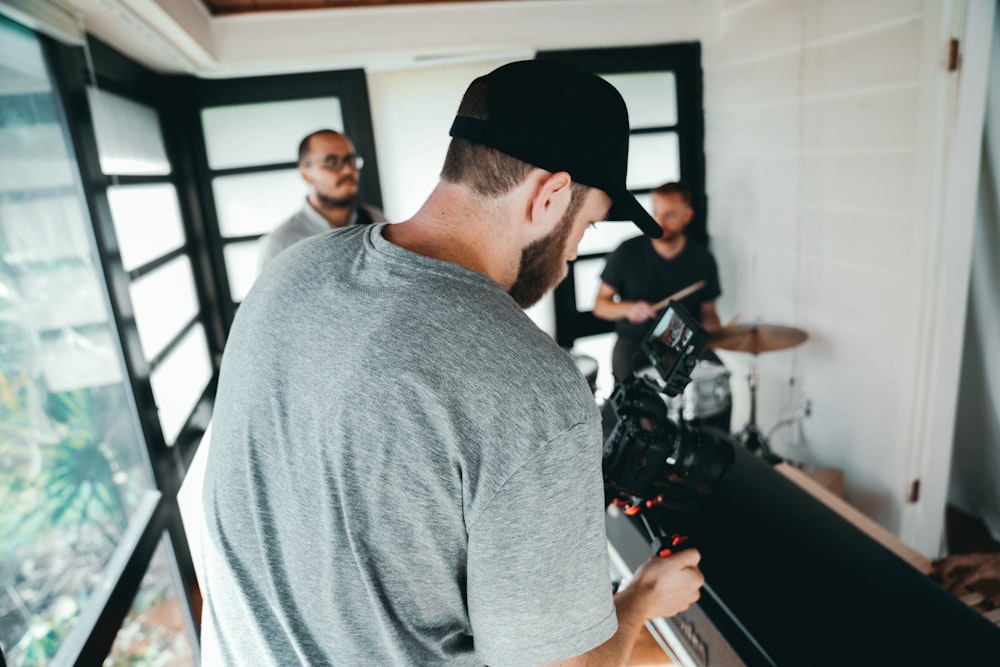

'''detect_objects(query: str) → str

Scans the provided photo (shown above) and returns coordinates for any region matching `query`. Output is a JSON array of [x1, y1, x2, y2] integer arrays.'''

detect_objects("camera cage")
[[602, 300, 733, 513]]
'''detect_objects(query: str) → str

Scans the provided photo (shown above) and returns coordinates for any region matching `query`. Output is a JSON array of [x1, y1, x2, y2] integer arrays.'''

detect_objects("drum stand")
[[737, 353, 773, 457]]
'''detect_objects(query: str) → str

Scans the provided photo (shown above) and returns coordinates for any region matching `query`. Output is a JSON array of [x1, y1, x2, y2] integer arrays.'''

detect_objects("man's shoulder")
[[684, 238, 718, 262], [267, 208, 312, 237], [611, 234, 649, 255]]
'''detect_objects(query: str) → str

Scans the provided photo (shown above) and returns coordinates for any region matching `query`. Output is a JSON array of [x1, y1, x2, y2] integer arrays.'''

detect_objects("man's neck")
[[383, 182, 521, 289], [307, 194, 355, 229], [651, 234, 686, 260]]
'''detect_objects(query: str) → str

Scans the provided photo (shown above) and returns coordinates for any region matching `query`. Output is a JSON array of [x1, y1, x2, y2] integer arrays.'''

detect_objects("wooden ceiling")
[[200, 0, 520, 15]]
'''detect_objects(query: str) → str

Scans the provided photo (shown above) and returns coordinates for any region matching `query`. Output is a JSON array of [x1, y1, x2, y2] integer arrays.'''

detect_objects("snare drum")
[[632, 361, 733, 433]]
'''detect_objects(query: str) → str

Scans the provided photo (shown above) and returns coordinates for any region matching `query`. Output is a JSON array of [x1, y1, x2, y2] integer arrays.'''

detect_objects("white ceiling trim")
[[63, 0, 720, 77]]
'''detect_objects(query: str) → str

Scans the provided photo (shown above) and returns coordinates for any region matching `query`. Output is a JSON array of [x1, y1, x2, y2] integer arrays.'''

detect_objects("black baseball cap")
[[448, 59, 662, 238]]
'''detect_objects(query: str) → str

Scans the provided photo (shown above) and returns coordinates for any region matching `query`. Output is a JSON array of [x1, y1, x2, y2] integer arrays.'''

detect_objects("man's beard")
[[508, 210, 575, 309], [315, 192, 358, 209]]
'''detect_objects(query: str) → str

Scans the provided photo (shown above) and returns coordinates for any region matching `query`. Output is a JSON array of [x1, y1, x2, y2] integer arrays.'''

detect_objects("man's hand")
[[623, 548, 704, 619], [626, 301, 658, 324], [932, 552, 1000, 606], [542, 549, 704, 667]]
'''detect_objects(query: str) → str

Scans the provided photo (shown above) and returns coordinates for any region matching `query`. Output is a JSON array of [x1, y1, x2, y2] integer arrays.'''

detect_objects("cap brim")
[[606, 191, 662, 238]]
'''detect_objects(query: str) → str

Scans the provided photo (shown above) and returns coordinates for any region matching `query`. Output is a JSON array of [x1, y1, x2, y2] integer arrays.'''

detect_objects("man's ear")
[[299, 164, 314, 186], [681, 204, 695, 227], [528, 170, 573, 233]]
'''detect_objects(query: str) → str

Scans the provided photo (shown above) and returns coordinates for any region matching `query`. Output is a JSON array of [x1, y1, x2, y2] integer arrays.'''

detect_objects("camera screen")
[[641, 301, 706, 388]]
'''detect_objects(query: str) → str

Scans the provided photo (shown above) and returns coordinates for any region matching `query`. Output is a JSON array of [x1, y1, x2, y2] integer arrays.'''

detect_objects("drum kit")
[[704, 321, 809, 457]]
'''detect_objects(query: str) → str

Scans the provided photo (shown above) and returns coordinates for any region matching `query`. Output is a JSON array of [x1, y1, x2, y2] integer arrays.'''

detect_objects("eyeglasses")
[[306, 153, 364, 171]]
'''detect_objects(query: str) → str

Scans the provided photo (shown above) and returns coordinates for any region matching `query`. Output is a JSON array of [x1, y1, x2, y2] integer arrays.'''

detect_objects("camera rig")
[[602, 301, 734, 558]]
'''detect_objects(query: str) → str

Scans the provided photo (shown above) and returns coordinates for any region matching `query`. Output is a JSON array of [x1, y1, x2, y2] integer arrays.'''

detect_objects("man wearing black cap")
[[201, 60, 703, 666]]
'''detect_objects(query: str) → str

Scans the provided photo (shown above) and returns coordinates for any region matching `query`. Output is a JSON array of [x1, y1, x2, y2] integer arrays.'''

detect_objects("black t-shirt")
[[600, 236, 721, 342]]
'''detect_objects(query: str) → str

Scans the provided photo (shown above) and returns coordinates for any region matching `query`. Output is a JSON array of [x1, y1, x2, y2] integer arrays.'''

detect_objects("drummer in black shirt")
[[593, 181, 723, 382]]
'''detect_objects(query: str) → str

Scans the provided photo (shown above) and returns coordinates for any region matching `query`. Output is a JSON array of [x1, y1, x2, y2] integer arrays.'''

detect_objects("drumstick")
[[652, 280, 706, 312]]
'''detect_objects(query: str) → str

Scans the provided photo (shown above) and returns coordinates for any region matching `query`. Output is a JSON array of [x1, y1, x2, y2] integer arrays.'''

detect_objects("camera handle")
[[611, 496, 693, 559]]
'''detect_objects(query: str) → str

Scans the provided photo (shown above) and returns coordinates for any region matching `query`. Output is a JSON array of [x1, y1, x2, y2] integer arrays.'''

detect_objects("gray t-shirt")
[[201, 224, 616, 666]]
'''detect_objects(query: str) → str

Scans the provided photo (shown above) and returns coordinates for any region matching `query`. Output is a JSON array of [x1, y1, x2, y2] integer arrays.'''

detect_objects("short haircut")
[[441, 81, 534, 197], [298, 129, 345, 166], [441, 80, 589, 206], [651, 182, 693, 206]]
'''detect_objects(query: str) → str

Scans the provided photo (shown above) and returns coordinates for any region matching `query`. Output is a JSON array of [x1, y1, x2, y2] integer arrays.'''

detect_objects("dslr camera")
[[602, 301, 734, 554]]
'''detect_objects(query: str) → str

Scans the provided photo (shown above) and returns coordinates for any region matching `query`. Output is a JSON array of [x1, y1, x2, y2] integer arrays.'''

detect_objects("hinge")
[[947, 38, 961, 72], [908, 479, 921, 503]]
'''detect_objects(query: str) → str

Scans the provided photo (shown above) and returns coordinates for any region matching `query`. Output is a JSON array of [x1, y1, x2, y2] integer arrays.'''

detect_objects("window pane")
[[103, 535, 196, 667], [573, 258, 606, 312], [150, 323, 212, 446], [0, 195, 92, 263], [201, 97, 344, 170], [86, 87, 170, 176], [601, 71, 677, 128], [626, 132, 680, 191], [212, 169, 305, 238], [130, 256, 200, 362], [222, 240, 260, 302], [18, 263, 109, 331], [1, 18, 156, 664], [578, 221, 642, 256], [107, 184, 186, 272], [0, 122, 77, 191]]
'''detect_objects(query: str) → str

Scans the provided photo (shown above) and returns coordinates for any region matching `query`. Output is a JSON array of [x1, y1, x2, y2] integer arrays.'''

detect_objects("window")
[[0, 17, 167, 663], [88, 91, 211, 448], [191, 71, 382, 314], [537, 45, 706, 399]]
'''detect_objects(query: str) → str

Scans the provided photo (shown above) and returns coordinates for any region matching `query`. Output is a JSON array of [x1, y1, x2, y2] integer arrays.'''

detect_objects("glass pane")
[[601, 71, 677, 128], [212, 169, 306, 238], [39, 326, 123, 392], [107, 184, 186, 272], [130, 256, 200, 362], [150, 323, 212, 446], [626, 132, 680, 191], [0, 122, 77, 191], [573, 258, 606, 312], [0, 195, 92, 263], [578, 221, 642, 256], [0, 18, 156, 665], [17, 263, 108, 331], [201, 97, 344, 170], [86, 87, 170, 176], [104, 535, 196, 667], [222, 240, 261, 302]]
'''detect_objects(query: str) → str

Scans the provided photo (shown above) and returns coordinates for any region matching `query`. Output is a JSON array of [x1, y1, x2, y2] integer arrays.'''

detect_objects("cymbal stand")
[[738, 349, 773, 457]]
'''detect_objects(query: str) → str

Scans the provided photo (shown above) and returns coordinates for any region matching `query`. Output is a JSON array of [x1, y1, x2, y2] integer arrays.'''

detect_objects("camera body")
[[602, 302, 734, 514]]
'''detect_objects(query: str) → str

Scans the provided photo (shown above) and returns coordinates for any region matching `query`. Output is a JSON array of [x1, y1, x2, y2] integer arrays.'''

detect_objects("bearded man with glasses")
[[257, 129, 387, 272]]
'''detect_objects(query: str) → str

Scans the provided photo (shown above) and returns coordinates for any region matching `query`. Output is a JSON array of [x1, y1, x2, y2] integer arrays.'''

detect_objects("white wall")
[[701, 0, 990, 551], [57, 0, 994, 554]]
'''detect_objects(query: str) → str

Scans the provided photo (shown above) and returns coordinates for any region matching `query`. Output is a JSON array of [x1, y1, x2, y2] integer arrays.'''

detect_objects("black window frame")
[[536, 44, 706, 349], [41, 35, 217, 665], [179, 67, 382, 326]]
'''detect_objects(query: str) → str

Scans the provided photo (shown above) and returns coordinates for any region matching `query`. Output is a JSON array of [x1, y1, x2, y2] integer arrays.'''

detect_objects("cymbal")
[[707, 323, 808, 354]]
